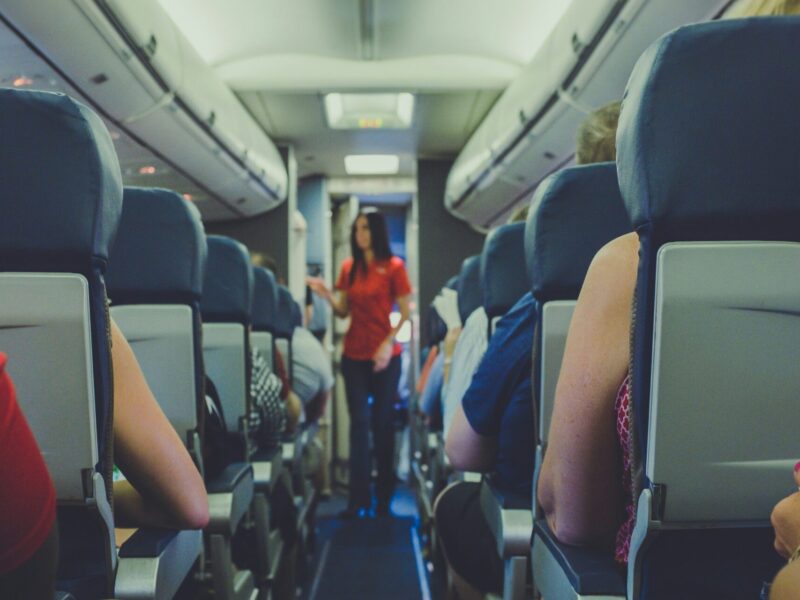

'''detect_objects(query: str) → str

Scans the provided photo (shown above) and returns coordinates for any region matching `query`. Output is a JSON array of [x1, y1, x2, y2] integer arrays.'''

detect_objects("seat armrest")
[[282, 440, 296, 463], [207, 462, 253, 493], [479, 476, 533, 558], [251, 446, 283, 493], [115, 528, 202, 600], [207, 462, 254, 535], [118, 528, 178, 558], [532, 520, 626, 597]]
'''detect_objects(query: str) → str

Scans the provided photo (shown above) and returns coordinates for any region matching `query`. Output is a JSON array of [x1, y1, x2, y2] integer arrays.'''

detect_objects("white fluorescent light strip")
[[344, 154, 400, 175]]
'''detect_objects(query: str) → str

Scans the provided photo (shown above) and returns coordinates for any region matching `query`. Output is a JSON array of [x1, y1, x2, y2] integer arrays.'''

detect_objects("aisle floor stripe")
[[307, 539, 332, 600], [411, 525, 432, 600]]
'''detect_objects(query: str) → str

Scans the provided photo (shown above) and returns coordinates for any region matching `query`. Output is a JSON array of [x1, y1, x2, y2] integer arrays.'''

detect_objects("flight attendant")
[[308, 209, 411, 517]]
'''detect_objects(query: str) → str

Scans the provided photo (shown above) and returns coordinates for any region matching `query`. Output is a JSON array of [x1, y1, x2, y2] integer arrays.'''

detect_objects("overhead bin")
[[445, 0, 725, 229], [0, 0, 287, 219]]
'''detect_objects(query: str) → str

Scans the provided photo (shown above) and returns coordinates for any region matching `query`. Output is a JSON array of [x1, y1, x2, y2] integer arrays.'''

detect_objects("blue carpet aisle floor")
[[301, 487, 441, 600]]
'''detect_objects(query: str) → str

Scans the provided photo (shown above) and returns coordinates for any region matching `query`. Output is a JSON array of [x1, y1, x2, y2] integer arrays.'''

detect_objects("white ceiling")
[[157, 0, 573, 180]]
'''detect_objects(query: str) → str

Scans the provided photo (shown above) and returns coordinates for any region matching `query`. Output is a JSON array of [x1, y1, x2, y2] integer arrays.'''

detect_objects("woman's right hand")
[[306, 276, 332, 302], [771, 465, 800, 558]]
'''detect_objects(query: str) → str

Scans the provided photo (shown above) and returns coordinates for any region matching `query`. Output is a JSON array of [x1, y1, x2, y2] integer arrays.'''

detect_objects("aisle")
[[303, 489, 431, 600]]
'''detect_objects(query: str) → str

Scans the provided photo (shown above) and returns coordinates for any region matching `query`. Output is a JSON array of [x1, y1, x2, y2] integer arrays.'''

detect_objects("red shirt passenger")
[[0, 353, 58, 598]]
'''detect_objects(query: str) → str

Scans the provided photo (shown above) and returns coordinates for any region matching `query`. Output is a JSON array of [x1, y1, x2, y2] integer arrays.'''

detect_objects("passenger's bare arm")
[[372, 294, 410, 372], [445, 402, 497, 472], [111, 320, 209, 530], [537, 232, 638, 547], [307, 277, 349, 318]]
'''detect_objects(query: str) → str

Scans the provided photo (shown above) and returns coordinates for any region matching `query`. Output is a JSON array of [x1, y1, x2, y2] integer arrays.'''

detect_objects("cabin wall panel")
[[417, 159, 485, 347]]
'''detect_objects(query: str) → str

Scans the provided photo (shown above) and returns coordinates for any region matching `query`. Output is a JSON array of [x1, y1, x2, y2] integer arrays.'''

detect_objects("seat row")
[[0, 87, 318, 600], [412, 16, 800, 600]]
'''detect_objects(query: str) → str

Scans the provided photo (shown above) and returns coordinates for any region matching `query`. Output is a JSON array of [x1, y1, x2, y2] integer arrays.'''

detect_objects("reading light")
[[12, 76, 33, 88], [344, 155, 400, 175]]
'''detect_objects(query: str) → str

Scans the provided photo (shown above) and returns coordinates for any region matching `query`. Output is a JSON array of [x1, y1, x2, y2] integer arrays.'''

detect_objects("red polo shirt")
[[0, 353, 56, 574], [336, 256, 412, 361]]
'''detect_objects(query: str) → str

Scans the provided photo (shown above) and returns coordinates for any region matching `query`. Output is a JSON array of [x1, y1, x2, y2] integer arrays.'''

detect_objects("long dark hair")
[[349, 209, 393, 286]]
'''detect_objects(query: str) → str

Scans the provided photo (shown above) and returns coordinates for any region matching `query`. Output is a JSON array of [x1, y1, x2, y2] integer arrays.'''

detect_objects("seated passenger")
[[419, 351, 445, 429], [537, 232, 638, 557], [250, 346, 289, 449], [440, 298, 487, 437], [290, 326, 334, 424], [0, 353, 58, 600], [767, 464, 800, 599], [538, 0, 800, 567], [111, 320, 210, 530], [436, 292, 536, 599], [287, 325, 334, 495]]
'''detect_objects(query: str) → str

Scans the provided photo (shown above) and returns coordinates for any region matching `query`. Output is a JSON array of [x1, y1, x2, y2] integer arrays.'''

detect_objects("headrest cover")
[[0, 89, 122, 274], [200, 236, 253, 324], [445, 275, 459, 290], [107, 187, 207, 304], [427, 306, 447, 347], [274, 286, 295, 338], [252, 267, 278, 332], [457, 255, 481, 324], [290, 300, 303, 329], [481, 222, 527, 318], [617, 17, 800, 244], [526, 163, 631, 302]]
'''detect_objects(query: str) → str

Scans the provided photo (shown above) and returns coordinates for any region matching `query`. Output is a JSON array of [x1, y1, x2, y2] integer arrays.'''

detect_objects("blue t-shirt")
[[462, 292, 535, 499]]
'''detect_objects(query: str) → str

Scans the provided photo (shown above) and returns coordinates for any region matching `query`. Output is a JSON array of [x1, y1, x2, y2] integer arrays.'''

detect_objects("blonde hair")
[[727, 0, 800, 17], [508, 204, 529, 224], [575, 101, 622, 165]]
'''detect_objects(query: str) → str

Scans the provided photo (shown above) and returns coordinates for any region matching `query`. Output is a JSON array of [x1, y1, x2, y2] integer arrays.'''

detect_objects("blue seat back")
[[107, 187, 206, 305], [252, 266, 278, 333], [274, 286, 295, 340], [526, 163, 631, 304], [290, 299, 303, 329], [106, 187, 207, 453], [480, 222, 527, 322], [0, 88, 122, 598], [200, 236, 253, 325], [525, 163, 631, 449], [617, 17, 800, 598], [200, 236, 253, 432], [456, 255, 481, 324]]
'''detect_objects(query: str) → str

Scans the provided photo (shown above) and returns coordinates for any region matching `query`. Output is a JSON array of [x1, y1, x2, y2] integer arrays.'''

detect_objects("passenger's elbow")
[[444, 440, 487, 472], [177, 495, 210, 530], [550, 515, 593, 547]]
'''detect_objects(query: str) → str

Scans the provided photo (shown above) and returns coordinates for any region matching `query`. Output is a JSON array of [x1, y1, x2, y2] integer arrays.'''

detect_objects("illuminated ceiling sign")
[[324, 93, 414, 130]]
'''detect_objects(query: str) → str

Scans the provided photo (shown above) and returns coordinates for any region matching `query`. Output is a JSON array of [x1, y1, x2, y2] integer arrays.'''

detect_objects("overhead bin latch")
[[121, 90, 176, 124], [556, 88, 592, 115]]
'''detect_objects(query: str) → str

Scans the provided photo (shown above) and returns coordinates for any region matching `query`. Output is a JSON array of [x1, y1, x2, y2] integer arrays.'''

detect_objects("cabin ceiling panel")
[[239, 90, 500, 178], [157, 0, 571, 91]]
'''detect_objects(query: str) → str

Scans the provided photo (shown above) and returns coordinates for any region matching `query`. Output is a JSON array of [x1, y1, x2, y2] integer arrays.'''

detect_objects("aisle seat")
[[201, 236, 254, 438], [252, 266, 279, 373], [525, 163, 631, 599], [533, 17, 800, 599], [473, 221, 530, 600], [105, 187, 256, 600], [0, 88, 197, 600]]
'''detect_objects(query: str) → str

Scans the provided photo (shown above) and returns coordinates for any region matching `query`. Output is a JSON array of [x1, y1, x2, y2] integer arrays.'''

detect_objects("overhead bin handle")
[[121, 90, 176, 124]]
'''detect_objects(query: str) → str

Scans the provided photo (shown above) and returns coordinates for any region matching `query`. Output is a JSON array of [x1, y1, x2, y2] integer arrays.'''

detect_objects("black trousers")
[[341, 354, 401, 509]]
